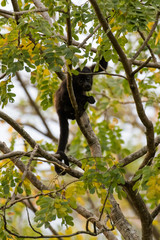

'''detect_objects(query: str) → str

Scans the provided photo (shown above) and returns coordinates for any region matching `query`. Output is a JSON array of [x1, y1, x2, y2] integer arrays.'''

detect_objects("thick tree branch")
[[65, 1, 102, 157], [0, 141, 48, 191], [109, 195, 140, 240], [131, 59, 160, 69], [126, 196, 160, 240], [89, 0, 155, 172], [75, 204, 118, 240], [32, 0, 52, 26], [66, 0, 79, 115], [129, 75, 155, 165], [124, 182, 153, 240], [89, 0, 132, 78], [0, 111, 83, 178]]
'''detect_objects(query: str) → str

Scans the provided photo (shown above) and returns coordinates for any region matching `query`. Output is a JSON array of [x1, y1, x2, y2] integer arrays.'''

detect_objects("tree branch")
[[120, 135, 160, 166], [89, 0, 132, 78], [0, 141, 49, 191], [124, 182, 152, 240], [0, 111, 83, 178], [11, 0, 20, 23], [109, 194, 141, 240], [137, 29, 157, 63], [151, 204, 160, 220], [131, 59, 160, 69], [129, 75, 155, 165], [75, 204, 118, 240], [89, 0, 155, 174], [32, 0, 52, 26], [78, 23, 101, 48], [0, 8, 48, 16], [131, 57, 152, 76]]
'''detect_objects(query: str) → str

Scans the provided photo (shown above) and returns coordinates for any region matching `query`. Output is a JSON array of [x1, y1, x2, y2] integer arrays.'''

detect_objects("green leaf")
[[17, 186, 23, 194], [3, 185, 9, 195]]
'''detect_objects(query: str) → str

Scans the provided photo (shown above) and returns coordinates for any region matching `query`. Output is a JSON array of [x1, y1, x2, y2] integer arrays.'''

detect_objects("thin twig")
[[0, 8, 48, 16], [0, 73, 7, 79], [138, 29, 157, 62], [26, 207, 43, 236], [151, 204, 160, 220], [19, 144, 39, 186], [3, 208, 99, 239], [131, 56, 152, 76], [99, 185, 111, 221], [78, 23, 101, 48], [131, 11, 160, 62]]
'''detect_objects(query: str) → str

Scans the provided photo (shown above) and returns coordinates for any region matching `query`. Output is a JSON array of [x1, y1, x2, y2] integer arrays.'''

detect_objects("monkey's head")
[[72, 66, 93, 91]]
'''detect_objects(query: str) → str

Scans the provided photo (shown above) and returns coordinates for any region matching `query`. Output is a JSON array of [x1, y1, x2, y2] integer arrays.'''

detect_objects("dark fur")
[[55, 58, 108, 174]]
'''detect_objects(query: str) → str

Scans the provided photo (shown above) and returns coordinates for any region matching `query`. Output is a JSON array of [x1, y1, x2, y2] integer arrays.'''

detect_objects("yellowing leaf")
[[54, 202, 61, 208], [155, 31, 160, 45], [98, 36, 102, 44], [148, 68, 156, 72], [78, 21, 82, 26], [7, 212, 15, 216], [153, 220, 159, 226], [0, 198, 6, 204], [0, 81, 7, 87], [66, 186, 75, 198], [75, 54, 84, 59], [147, 176, 156, 186], [42, 190, 51, 194], [136, 78, 142, 82], [37, 175, 41, 180], [76, 235, 84, 240], [147, 22, 154, 30], [77, 196, 85, 205], [154, 72, 160, 83], [43, 69, 50, 76], [109, 18, 115, 25], [109, 123, 114, 129], [65, 227, 73, 235], [113, 118, 118, 124], [111, 26, 121, 32], [36, 139, 43, 144], [109, 118, 118, 129], [8, 126, 13, 133]]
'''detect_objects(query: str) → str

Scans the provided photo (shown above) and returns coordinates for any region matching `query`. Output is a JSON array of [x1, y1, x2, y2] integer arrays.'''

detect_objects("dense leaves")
[[0, 0, 160, 239]]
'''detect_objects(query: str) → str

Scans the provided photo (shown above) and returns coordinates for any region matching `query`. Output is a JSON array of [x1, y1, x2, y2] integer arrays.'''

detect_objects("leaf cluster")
[[35, 195, 74, 228]]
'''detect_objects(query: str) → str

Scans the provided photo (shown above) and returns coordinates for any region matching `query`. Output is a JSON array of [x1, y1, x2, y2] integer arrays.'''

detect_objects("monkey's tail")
[[55, 115, 69, 175]]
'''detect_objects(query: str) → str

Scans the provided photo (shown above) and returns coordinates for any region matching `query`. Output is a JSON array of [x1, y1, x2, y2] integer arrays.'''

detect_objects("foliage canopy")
[[0, 0, 160, 239]]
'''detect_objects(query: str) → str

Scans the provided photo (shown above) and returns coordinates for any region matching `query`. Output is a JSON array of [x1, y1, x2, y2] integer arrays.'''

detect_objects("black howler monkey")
[[55, 57, 108, 174]]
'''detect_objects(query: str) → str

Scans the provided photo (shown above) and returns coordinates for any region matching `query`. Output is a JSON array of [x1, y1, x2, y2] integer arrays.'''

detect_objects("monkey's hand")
[[88, 96, 95, 104]]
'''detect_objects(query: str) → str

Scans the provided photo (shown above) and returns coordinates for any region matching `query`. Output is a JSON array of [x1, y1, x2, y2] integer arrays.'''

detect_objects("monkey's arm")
[[77, 95, 95, 105], [90, 56, 108, 72], [87, 96, 95, 104]]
